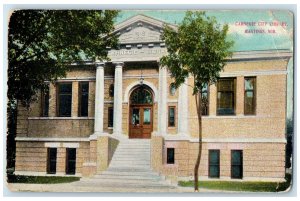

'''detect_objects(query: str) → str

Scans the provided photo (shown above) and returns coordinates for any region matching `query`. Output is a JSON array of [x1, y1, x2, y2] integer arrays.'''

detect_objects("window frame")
[[201, 84, 209, 116], [66, 148, 76, 175], [244, 77, 256, 115], [41, 84, 50, 117], [168, 106, 176, 127], [231, 150, 243, 179], [47, 148, 57, 174], [108, 107, 114, 128], [216, 78, 236, 116], [109, 84, 114, 97], [166, 148, 175, 164], [78, 82, 89, 117], [208, 149, 220, 178], [56, 82, 72, 117]]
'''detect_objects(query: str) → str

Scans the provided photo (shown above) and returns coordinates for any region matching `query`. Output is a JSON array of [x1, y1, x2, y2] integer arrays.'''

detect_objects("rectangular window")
[[47, 148, 57, 174], [202, 84, 209, 116], [41, 84, 49, 117], [57, 83, 72, 117], [217, 78, 236, 115], [209, 150, 220, 178], [66, 148, 76, 175], [244, 77, 256, 115], [108, 107, 113, 127], [168, 106, 175, 127], [167, 148, 175, 164], [231, 150, 243, 179], [78, 82, 89, 117]]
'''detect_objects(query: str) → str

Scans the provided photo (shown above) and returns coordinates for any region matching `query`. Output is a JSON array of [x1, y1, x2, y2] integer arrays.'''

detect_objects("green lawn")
[[178, 174, 291, 192], [7, 174, 80, 184]]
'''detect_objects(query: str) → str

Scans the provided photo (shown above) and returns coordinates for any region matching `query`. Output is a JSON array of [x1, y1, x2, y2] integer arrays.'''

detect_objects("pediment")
[[113, 14, 177, 44]]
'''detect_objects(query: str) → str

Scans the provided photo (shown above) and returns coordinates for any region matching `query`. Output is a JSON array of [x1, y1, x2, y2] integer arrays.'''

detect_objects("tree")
[[7, 10, 119, 170], [160, 11, 234, 191], [8, 10, 119, 107]]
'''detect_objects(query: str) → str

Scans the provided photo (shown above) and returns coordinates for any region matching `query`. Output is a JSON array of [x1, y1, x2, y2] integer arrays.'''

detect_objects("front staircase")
[[75, 139, 177, 191]]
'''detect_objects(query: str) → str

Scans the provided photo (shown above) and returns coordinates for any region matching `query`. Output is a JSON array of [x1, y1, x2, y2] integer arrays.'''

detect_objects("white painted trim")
[[44, 142, 61, 148], [196, 115, 275, 119], [14, 171, 82, 177], [15, 137, 89, 142], [220, 70, 287, 77], [123, 80, 158, 102], [56, 77, 95, 81], [189, 138, 287, 143], [62, 143, 80, 148], [167, 99, 178, 103], [28, 117, 94, 120], [82, 162, 97, 167], [178, 176, 285, 182]]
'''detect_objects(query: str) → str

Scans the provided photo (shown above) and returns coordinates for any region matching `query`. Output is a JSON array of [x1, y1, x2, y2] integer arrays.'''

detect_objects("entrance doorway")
[[129, 85, 153, 139]]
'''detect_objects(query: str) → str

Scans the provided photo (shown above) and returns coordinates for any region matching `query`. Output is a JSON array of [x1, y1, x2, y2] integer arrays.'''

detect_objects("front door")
[[129, 85, 153, 139]]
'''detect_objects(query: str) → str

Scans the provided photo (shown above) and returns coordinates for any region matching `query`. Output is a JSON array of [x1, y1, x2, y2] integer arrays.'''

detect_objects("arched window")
[[109, 84, 114, 97], [170, 83, 176, 96], [130, 86, 153, 104]]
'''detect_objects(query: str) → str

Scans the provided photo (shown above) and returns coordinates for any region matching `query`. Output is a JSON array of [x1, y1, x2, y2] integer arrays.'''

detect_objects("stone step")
[[78, 178, 172, 187], [74, 181, 175, 189], [93, 174, 162, 181], [100, 170, 161, 177]]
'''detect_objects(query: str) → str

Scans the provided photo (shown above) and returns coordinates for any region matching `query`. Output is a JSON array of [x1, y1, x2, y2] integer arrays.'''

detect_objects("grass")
[[7, 174, 80, 184], [178, 174, 291, 192]]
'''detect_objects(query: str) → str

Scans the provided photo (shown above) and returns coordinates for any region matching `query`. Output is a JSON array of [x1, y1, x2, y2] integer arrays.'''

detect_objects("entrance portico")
[[92, 14, 189, 138]]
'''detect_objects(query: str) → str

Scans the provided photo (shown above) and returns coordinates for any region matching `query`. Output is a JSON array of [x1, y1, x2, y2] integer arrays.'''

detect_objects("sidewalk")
[[5, 182, 227, 193]]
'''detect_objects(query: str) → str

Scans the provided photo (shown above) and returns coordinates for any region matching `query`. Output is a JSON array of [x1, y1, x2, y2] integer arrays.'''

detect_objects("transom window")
[[130, 86, 153, 104]]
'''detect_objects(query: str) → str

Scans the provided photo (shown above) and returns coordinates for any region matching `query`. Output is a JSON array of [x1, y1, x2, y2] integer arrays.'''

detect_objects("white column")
[[178, 78, 189, 136], [158, 65, 168, 135], [94, 62, 105, 134], [113, 62, 124, 136]]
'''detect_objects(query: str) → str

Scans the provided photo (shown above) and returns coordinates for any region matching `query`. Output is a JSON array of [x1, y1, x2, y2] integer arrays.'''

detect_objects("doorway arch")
[[129, 85, 154, 139]]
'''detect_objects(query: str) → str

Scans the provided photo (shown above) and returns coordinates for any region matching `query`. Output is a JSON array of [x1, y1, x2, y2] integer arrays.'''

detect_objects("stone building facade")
[[15, 15, 292, 181]]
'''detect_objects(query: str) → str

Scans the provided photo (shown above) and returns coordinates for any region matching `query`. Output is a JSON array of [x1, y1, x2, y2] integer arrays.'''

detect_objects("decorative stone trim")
[[28, 117, 95, 120], [44, 142, 61, 147], [16, 137, 89, 142], [62, 143, 80, 148]]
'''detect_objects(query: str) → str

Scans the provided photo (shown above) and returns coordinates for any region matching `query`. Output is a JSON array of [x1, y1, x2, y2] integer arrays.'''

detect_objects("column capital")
[[113, 62, 124, 68], [95, 62, 105, 69]]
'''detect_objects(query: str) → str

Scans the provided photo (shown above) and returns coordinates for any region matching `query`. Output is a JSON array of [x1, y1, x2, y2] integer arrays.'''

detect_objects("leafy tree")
[[160, 11, 234, 191], [8, 10, 119, 106], [7, 10, 119, 170]]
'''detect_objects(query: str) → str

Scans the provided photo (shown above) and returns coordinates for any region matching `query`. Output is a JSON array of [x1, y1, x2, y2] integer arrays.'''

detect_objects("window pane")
[[209, 150, 220, 178], [79, 82, 89, 117], [170, 83, 176, 96], [58, 83, 72, 117], [132, 108, 140, 125], [41, 84, 49, 117], [130, 87, 153, 104], [47, 148, 57, 174], [217, 79, 235, 115], [108, 107, 113, 127], [209, 166, 220, 178], [231, 150, 243, 179], [59, 83, 72, 93], [66, 148, 76, 175], [59, 94, 72, 116], [167, 148, 175, 164], [169, 107, 175, 127], [109, 84, 114, 97], [143, 108, 151, 125], [245, 78, 254, 90], [244, 77, 256, 115]]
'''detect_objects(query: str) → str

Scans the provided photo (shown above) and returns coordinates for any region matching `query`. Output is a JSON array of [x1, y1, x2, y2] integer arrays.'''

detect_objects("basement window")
[[47, 148, 57, 174], [66, 148, 76, 175], [167, 148, 175, 164]]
